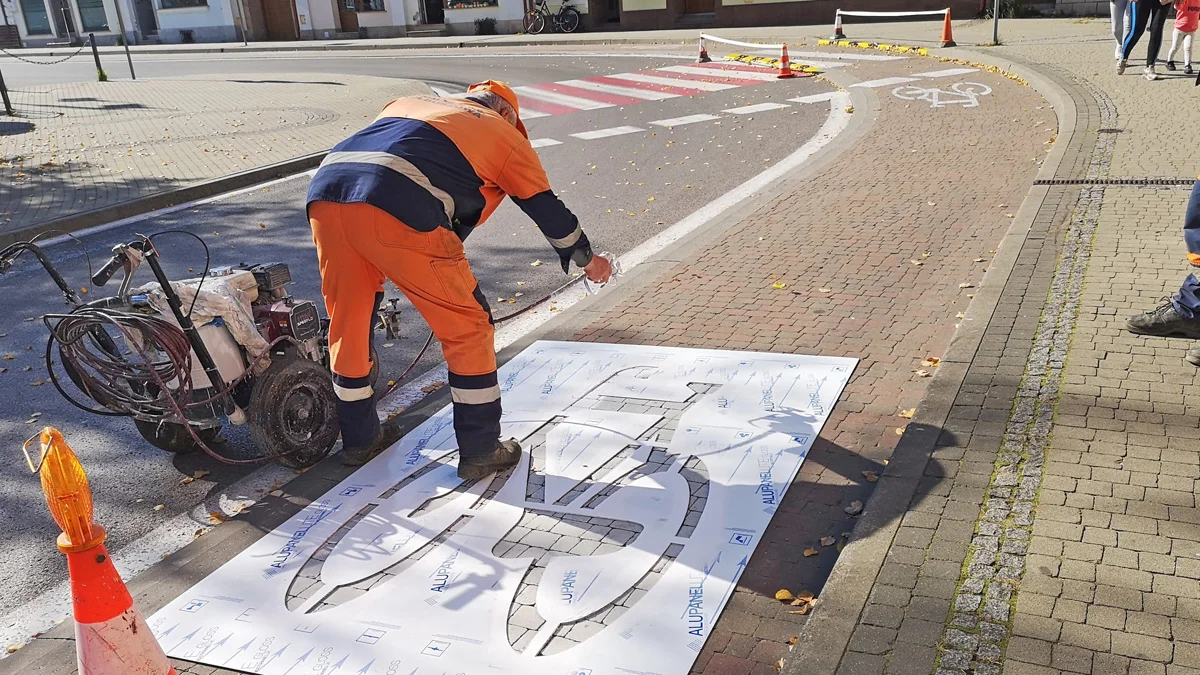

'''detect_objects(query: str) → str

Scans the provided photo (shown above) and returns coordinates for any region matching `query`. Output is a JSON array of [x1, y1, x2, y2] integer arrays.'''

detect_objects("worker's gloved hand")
[[583, 254, 613, 284]]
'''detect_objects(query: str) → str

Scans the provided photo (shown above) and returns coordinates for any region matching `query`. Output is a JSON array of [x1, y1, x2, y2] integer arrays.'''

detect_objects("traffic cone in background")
[[29, 428, 176, 674], [832, 12, 847, 40], [778, 45, 796, 79], [941, 11, 957, 48], [697, 36, 712, 63]]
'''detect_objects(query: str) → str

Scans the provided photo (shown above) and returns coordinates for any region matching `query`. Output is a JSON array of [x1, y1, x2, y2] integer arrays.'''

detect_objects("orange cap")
[[467, 79, 528, 139]]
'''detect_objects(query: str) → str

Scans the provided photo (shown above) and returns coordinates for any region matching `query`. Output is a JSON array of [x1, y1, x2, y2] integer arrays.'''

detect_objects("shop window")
[[76, 0, 108, 31], [20, 0, 52, 34], [159, 0, 207, 9]]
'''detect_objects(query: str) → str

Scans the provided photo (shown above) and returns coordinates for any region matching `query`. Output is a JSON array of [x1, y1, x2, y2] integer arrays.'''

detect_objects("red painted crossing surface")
[[513, 61, 788, 121]]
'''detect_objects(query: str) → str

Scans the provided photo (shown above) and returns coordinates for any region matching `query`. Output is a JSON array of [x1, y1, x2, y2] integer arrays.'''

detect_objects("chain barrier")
[[1, 45, 85, 65]]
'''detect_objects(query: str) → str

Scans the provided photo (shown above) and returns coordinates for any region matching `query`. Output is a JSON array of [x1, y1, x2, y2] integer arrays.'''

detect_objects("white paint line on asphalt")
[[650, 113, 723, 127], [606, 71, 738, 92], [722, 102, 790, 115], [519, 108, 551, 120], [556, 78, 678, 101], [913, 67, 978, 78], [852, 76, 920, 88], [4, 70, 858, 660], [0, 463, 296, 657], [513, 85, 613, 110], [91, 52, 700, 64], [659, 64, 780, 81], [570, 126, 645, 140], [530, 138, 563, 148], [789, 92, 838, 104], [788, 50, 906, 62]]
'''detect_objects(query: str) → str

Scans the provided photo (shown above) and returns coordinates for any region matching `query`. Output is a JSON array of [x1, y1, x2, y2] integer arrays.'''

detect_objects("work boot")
[[341, 421, 404, 466], [458, 439, 522, 480], [1125, 299, 1200, 338]]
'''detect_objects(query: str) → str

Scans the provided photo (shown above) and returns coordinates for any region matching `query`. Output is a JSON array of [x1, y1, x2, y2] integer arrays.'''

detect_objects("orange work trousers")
[[309, 200, 500, 456]]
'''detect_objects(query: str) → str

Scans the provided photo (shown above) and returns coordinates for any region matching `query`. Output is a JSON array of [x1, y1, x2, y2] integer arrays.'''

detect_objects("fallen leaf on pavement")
[[916, 369, 931, 377], [803, 547, 819, 557], [530, 260, 543, 267], [975, 258, 985, 263], [845, 500, 864, 516], [956, 312, 966, 319], [772, 281, 787, 290], [921, 252, 932, 258], [29, 380, 44, 386], [818, 288, 831, 293], [895, 427, 905, 435], [863, 470, 880, 483], [921, 357, 941, 367], [774, 589, 795, 602], [209, 511, 226, 524], [910, 260, 923, 266], [820, 536, 836, 547], [258, 223, 266, 229], [153, 504, 165, 511], [959, 283, 974, 289], [899, 408, 915, 419], [421, 382, 445, 394], [2, 355, 12, 360], [179, 476, 194, 485]]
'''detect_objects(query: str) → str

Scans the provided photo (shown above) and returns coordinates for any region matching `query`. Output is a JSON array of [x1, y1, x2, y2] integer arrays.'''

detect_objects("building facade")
[[5, 0, 1100, 47]]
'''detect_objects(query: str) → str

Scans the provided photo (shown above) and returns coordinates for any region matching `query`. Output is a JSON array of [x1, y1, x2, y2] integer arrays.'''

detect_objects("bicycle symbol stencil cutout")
[[892, 82, 993, 109]]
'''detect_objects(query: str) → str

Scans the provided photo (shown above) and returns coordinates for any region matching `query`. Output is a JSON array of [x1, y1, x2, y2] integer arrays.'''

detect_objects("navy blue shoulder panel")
[[307, 117, 487, 232]]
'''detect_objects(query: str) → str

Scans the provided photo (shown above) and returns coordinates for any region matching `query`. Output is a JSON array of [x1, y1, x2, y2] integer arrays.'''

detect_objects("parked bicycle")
[[522, 0, 581, 34]]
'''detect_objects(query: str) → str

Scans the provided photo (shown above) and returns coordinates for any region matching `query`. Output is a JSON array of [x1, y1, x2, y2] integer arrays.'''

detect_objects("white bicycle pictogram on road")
[[891, 81, 993, 108]]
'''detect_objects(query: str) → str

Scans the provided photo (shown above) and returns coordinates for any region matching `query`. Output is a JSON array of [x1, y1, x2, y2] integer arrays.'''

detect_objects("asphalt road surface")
[[0, 50, 836, 633]]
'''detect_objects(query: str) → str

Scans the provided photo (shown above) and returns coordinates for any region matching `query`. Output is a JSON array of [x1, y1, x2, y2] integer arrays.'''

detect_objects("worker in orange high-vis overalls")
[[307, 80, 612, 477]]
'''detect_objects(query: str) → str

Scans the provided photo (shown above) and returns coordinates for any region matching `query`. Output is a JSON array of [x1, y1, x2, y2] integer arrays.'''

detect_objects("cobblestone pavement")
[[0, 75, 428, 235], [768, 18, 1200, 675]]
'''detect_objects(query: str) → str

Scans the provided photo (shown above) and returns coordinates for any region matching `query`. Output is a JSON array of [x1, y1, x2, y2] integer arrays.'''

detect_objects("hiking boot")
[[1125, 299, 1200, 338], [1117, 58, 1127, 74], [1168, 60, 1178, 71], [458, 439, 522, 480], [341, 421, 403, 466]]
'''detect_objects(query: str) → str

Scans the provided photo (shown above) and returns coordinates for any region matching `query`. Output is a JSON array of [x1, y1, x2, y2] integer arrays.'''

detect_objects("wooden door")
[[337, 0, 358, 32], [683, 0, 712, 13], [263, 0, 298, 40]]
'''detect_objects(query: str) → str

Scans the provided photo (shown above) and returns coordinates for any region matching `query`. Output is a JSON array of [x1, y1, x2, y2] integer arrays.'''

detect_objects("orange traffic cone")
[[832, 12, 847, 40], [28, 428, 176, 675], [941, 10, 956, 48], [778, 44, 796, 79], [697, 36, 712, 63]]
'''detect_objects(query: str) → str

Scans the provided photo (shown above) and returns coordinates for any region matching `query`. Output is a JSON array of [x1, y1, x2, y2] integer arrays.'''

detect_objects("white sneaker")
[[1145, 65, 1158, 80], [1116, 44, 1123, 59], [1117, 58, 1127, 74]]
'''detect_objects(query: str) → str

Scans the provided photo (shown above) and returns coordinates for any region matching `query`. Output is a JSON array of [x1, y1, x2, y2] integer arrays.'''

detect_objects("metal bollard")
[[0, 65, 13, 117], [89, 33, 107, 81]]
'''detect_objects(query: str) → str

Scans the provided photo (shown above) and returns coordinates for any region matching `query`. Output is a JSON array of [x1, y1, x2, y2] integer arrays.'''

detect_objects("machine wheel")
[[249, 357, 340, 469], [134, 419, 222, 454]]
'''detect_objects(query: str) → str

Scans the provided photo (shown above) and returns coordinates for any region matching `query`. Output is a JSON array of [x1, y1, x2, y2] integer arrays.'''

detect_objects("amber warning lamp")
[[24, 427, 106, 553]]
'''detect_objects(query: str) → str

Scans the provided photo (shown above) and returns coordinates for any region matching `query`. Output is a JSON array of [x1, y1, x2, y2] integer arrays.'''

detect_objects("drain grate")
[[1096, 128, 1125, 133], [1033, 177, 1196, 186]]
